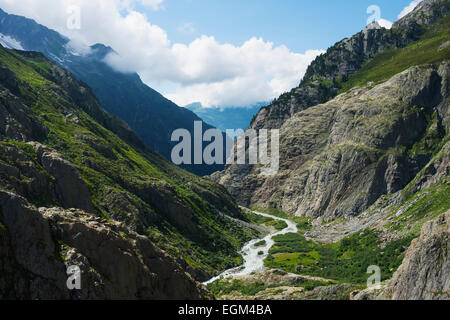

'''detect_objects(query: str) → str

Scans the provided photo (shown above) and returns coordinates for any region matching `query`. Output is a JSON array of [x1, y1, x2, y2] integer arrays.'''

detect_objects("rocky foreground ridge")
[[0, 189, 210, 299]]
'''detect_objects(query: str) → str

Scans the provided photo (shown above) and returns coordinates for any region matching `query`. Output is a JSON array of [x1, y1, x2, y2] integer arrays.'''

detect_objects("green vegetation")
[[265, 230, 415, 284], [254, 240, 266, 247], [390, 175, 450, 235], [0, 46, 257, 277], [408, 113, 446, 157], [207, 278, 330, 298], [340, 13, 450, 92], [250, 206, 313, 233], [242, 210, 274, 225], [250, 206, 289, 219], [296, 217, 313, 233], [243, 208, 291, 230]]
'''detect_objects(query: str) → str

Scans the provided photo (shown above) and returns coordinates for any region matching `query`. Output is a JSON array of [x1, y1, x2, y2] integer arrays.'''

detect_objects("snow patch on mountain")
[[0, 33, 23, 50]]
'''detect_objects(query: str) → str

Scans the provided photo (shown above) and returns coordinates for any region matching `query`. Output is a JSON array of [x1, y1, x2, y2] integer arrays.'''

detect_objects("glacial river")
[[204, 211, 298, 285]]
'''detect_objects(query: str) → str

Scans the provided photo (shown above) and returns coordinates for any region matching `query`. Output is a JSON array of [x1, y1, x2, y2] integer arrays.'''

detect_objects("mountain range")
[[0, 8, 223, 176], [211, 0, 450, 299], [186, 102, 266, 133], [0, 0, 449, 300]]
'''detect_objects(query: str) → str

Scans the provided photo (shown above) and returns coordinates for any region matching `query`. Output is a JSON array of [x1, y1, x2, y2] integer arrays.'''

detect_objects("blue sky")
[[0, 0, 422, 107], [141, 0, 413, 52]]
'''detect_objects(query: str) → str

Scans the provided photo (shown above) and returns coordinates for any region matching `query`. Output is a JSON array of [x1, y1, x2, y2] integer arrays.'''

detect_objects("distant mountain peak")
[[89, 43, 115, 57]]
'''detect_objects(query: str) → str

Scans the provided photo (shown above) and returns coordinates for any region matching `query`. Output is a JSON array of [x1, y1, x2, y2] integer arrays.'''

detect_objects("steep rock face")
[[0, 87, 48, 141], [438, 61, 450, 132], [30, 142, 94, 213], [250, 21, 419, 131], [384, 210, 449, 300], [393, 0, 450, 30], [0, 44, 256, 285], [214, 2, 450, 221], [251, 0, 449, 132], [0, 190, 210, 300], [213, 64, 448, 220]]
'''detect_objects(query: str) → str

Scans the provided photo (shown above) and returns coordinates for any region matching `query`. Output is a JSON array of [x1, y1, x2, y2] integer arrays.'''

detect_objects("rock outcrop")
[[0, 87, 48, 141], [384, 210, 449, 300], [212, 269, 358, 300], [351, 210, 450, 300], [393, 0, 450, 30], [30, 142, 94, 213], [0, 190, 211, 300]]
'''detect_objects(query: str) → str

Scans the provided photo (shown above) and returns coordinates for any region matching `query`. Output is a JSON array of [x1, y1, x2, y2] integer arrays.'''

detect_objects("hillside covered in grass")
[[0, 44, 260, 284]]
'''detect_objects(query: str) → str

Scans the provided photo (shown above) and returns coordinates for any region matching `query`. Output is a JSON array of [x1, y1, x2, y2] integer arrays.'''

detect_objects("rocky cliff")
[[207, 0, 450, 301], [0, 44, 261, 298], [212, 1, 450, 222], [351, 210, 449, 300]]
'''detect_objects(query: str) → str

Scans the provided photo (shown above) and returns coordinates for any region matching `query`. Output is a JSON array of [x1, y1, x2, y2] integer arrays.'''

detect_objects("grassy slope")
[[251, 14, 450, 287], [264, 169, 449, 285], [265, 231, 415, 284], [340, 12, 450, 92], [0, 46, 259, 277]]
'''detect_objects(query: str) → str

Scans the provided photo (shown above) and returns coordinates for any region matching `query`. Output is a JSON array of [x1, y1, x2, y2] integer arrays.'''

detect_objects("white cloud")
[[398, 0, 423, 19], [377, 18, 393, 29], [165, 44, 324, 107], [178, 22, 196, 34], [0, 0, 323, 108]]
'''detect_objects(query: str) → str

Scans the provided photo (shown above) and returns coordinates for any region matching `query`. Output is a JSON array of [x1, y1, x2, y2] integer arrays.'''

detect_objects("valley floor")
[[207, 189, 450, 300]]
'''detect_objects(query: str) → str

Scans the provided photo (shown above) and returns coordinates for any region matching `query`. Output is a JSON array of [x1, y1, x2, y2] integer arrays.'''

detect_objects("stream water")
[[204, 211, 298, 285]]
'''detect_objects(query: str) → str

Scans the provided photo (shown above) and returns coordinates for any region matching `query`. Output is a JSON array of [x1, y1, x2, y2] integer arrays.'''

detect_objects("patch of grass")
[[241, 210, 274, 225], [265, 230, 415, 284], [296, 217, 313, 233], [389, 176, 450, 234], [207, 277, 330, 298], [265, 219, 288, 231]]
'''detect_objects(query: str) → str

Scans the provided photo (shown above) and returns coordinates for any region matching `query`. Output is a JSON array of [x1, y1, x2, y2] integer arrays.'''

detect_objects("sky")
[[0, 0, 423, 108]]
